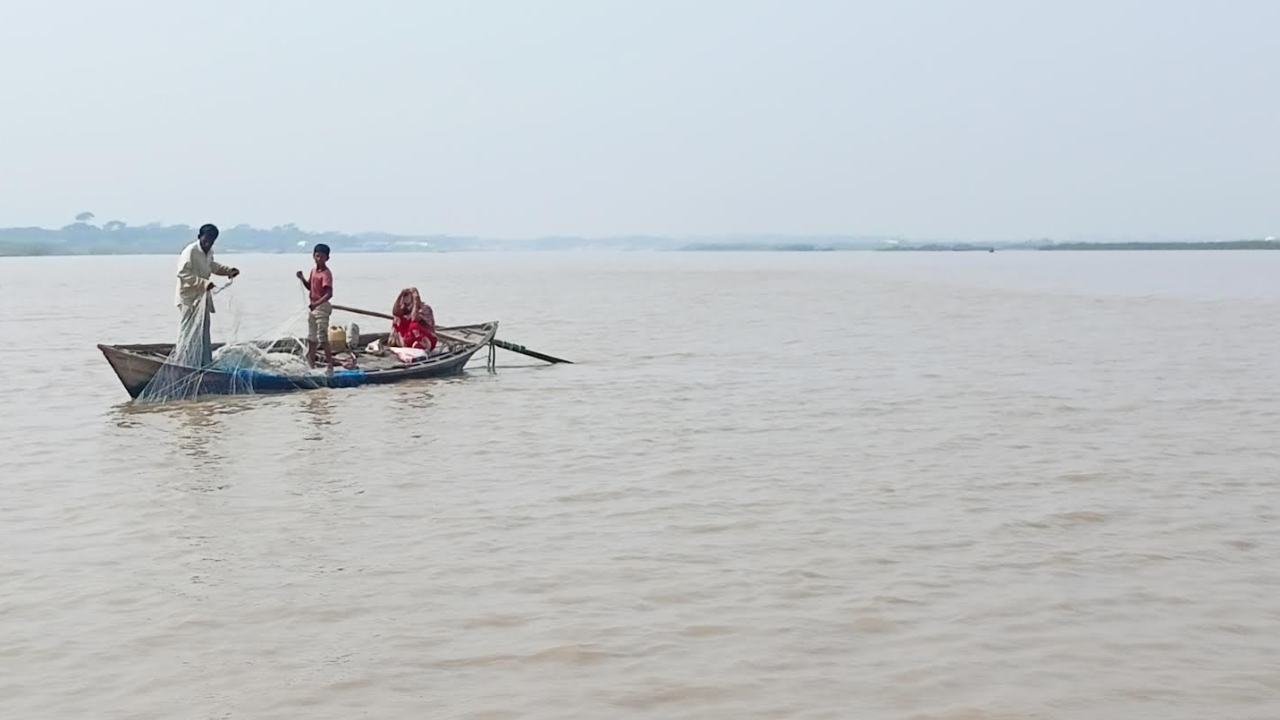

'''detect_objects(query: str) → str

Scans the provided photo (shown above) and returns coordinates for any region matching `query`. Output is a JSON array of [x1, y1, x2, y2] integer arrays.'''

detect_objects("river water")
[[2, 251, 1278, 719]]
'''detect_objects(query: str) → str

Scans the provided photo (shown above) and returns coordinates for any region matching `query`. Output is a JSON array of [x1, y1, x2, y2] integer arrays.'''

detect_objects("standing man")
[[174, 223, 240, 367]]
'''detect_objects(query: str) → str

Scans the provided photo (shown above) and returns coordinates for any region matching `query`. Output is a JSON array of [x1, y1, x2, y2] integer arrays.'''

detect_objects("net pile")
[[136, 288, 325, 404]]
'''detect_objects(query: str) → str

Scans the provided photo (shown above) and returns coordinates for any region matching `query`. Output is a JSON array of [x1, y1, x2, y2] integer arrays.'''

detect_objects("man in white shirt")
[[174, 224, 240, 367]]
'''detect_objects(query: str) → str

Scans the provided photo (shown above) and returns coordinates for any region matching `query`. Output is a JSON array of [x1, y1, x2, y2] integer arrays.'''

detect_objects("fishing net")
[[136, 283, 328, 404]]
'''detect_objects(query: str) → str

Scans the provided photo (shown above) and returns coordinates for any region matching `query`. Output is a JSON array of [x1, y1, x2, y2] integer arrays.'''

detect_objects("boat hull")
[[98, 323, 498, 400]]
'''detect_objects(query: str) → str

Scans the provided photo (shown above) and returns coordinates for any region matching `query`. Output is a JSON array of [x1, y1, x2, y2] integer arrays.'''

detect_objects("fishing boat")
[[98, 322, 499, 399]]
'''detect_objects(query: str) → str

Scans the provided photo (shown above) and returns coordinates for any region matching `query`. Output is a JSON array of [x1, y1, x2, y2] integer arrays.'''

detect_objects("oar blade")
[[492, 339, 573, 364]]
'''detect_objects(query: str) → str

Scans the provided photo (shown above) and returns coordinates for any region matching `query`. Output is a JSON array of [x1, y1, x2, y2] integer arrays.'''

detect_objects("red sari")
[[391, 288, 437, 351], [392, 316, 436, 351]]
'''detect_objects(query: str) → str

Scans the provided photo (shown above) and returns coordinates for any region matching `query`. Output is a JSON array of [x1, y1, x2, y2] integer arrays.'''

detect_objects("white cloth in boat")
[[389, 346, 429, 363], [174, 241, 235, 312]]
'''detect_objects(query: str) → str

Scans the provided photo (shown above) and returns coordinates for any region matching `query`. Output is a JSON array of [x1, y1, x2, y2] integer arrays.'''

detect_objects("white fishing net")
[[136, 284, 326, 404]]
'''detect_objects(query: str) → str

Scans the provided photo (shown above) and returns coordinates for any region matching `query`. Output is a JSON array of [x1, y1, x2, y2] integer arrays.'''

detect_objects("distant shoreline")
[[1, 220, 1276, 258], [1038, 241, 1280, 251], [881, 240, 1280, 252]]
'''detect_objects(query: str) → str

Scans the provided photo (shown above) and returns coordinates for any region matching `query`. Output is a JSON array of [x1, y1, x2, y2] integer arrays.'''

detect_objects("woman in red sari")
[[389, 287, 437, 351]]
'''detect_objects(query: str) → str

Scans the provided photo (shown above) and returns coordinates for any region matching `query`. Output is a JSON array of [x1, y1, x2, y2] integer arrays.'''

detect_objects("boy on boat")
[[296, 244, 335, 374]]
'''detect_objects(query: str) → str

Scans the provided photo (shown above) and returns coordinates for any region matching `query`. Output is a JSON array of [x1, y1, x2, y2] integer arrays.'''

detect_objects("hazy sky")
[[2, 0, 1276, 240]]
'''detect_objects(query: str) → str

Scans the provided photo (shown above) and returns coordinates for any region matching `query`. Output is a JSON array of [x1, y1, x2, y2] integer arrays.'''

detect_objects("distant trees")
[[0, 219, 467, 256]]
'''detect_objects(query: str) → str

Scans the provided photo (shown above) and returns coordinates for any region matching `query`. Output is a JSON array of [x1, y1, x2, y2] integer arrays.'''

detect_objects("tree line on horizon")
[[0, 212, 476, 256], [0, 213, 896, 256], [3, 213, 1272, 256]]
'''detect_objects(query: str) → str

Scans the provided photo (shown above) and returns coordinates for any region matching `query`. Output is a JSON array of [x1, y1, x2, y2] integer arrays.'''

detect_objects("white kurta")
[[174, 241, 234, 312], [173, 241, 234, 367]]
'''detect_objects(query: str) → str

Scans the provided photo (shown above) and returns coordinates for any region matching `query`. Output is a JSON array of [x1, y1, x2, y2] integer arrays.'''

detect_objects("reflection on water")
[[173, 403, 222, 467], [301, 391, 336, 442], [112, 395, 260, 421], [390, 382, 437, 412], [108, 398, 263, 482]]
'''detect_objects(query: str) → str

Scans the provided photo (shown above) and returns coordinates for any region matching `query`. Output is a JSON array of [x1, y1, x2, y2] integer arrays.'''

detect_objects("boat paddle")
[[330, 303, 573, 364]]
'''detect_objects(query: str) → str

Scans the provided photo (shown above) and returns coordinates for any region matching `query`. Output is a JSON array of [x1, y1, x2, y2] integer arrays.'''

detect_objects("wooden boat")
[[98, 322, 498, 399]]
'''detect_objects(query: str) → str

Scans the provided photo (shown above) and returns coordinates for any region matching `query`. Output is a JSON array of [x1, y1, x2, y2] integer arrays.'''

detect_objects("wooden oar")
[[330, 303, 573, 364], [332, 304, 395, 321], [331, 304, 468, 343]]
